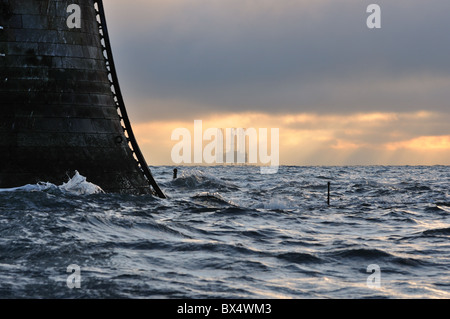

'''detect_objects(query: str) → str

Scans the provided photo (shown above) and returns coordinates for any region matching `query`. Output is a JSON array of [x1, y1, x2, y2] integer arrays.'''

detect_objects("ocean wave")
[[382, 211, 419, 223], [251, 197, 297, 210], [170, 169, 240, 192], [405, 184, 432, 192], [330, 247, 393, 259], [327, 247, 435, 268], [276, 251, 323, 264], [421, 227, 450, 236], [0, 182, 58, 193], [424, 206, 448, 213], [192, 192, 237, 207], [390, 256, 433, 267], [214, 206, 254, 216], [435, 204, 450, 213]]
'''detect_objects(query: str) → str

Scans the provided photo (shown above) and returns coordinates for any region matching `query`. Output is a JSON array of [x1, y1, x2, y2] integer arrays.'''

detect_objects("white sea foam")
[[262, 197, 295, 210], [0, 170, 104, 195], [59, 171, 104, 195]]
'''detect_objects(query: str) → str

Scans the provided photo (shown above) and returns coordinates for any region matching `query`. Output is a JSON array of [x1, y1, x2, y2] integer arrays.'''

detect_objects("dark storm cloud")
[[104, 0, 450, 121]]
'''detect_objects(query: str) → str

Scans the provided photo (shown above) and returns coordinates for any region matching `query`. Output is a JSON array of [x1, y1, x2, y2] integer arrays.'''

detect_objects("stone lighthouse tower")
[[0, 0, 165, 197]]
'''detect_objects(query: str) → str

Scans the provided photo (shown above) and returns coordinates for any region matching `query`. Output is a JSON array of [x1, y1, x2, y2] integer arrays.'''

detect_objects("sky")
[[102, 0, 450, 166]]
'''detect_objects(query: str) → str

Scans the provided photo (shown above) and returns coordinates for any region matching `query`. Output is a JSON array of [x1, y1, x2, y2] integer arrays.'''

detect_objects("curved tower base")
[[0, 0, 165, 197]]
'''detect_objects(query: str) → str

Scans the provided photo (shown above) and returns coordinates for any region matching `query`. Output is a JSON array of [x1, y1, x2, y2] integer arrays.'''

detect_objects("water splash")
[[0, 170, 103, 195], [59, 171, 104, 195]]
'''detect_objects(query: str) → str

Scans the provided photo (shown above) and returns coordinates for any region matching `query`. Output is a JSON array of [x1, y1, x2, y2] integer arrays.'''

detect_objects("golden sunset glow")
[[386, 136, 450, 151], [132, 111, 450, 166]]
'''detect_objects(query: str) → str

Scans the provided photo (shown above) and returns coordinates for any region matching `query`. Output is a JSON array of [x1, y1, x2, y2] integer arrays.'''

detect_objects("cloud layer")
[[100, 1, 450, 165], [104, 0, 450, 121]]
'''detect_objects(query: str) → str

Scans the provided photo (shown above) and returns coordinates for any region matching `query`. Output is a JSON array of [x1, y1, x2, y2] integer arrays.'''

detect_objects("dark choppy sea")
[[0, 165, 449, 299]]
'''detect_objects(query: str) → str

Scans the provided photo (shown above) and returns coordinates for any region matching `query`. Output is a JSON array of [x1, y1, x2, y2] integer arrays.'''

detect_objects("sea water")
[[0, 166, 449, 299]]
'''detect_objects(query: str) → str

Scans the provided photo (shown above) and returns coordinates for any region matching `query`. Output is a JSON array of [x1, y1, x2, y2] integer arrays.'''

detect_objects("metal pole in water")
[[327, 182, 331, 206]]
